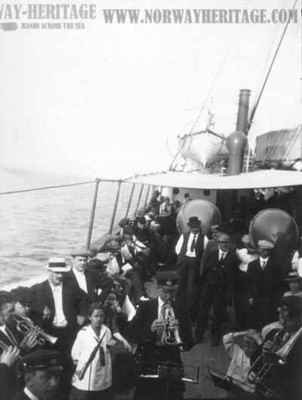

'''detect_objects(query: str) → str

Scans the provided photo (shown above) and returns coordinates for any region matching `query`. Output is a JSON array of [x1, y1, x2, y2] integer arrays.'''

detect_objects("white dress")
[[71, 324, 112, 392]]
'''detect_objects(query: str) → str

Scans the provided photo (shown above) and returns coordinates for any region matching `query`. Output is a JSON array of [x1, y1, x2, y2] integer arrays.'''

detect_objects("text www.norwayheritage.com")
[[101, 8, 299, 24]]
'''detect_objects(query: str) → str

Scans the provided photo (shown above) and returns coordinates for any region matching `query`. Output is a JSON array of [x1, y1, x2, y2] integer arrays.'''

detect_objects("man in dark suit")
[[13, 349, 63, 400], [130, 272, 183, 400], [196, 232, 239, 345], [175, 216, 208, 348], [30, 258, 87, 351], [0, 345, 20, 400], [247, 240, 283, 329], [64, 248, 98, 302]]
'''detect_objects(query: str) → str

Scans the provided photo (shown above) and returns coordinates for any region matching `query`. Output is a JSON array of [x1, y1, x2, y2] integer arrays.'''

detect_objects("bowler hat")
[[187, 216, 201, 228], [156, 271, 178, 290]]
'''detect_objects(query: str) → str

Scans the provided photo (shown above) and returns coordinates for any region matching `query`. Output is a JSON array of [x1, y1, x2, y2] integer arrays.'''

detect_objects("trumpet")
[[14, 314, 58, 347], [157, 303, 182, 346]]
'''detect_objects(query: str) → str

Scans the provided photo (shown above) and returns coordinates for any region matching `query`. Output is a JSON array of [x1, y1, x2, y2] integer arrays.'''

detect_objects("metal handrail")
[[135, 184, 145, 215], [86, 178, 101, 249], [109, 180, 122, 234], [125, 183, 136, 218], [144, 185, 151, 208]]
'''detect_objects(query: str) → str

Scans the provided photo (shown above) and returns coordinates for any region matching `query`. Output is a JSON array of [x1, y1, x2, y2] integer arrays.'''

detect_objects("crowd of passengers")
[[0, 188, 302, 400]]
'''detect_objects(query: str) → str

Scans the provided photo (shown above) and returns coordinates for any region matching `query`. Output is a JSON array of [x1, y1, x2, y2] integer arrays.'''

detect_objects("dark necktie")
[[99, 346, 105, 367], [190, 234, 197, 252]]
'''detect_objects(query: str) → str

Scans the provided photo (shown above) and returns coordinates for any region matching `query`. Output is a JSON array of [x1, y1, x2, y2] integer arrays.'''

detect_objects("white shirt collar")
[[48, 280, 62, 290], [24, 387, 39, 400]]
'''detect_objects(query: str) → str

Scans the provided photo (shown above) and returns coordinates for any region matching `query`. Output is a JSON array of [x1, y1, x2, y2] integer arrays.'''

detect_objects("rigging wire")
[[245, 0, 299, 171], [168, 50, 230, 171], [0, 179, 97, 196], [247, 0, 298, 132]]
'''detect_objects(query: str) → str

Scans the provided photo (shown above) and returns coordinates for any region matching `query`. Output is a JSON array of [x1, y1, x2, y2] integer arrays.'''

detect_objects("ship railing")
[[0, 178, 157, 251]]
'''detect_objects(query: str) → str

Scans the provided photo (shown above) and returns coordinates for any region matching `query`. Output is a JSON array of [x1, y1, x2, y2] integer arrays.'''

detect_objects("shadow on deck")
[[182, 338, 229, 399]]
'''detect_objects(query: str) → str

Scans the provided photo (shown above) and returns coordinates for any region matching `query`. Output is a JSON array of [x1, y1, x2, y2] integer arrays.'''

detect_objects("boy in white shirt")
[[70, 303, 114, 400]]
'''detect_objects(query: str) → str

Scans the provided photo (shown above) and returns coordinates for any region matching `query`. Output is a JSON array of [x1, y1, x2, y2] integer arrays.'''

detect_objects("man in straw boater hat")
[[130, 270, 184, 400], [247, 240, 283, 329], [175, 216, 208, 349], [283, 270, 302, 298], [30, 257, 87, 352], [13, 349, 64, 400]]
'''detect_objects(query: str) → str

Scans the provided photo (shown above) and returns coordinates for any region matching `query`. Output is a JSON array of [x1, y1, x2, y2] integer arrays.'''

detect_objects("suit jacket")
[[247, 258, 282, 301], [12, 392, 31, 400], [30, 280, 87, 332], [0, 363, 16, 400], [178, 231, 205, 263], [200, 248, 239, 301], [64, 269, 96, 301], [0, 326, 19, 351], [129, 298, 159, 344]]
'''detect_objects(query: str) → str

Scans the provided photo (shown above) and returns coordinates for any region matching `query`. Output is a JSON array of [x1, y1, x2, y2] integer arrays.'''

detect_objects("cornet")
[[14, 314, 58, 347], [157, 303, 182, 346]]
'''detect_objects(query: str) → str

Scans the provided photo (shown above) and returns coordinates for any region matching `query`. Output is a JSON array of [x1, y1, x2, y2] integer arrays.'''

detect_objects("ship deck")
[[183, 338, 229, 399]]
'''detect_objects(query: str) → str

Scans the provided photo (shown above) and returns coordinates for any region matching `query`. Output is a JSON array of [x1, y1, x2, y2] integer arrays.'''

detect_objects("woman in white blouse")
[[70, 303, 114, 400]]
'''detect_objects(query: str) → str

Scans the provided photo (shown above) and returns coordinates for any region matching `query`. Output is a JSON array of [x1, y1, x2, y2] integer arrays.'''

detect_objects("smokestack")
[[236, 89, 251, 134], [226, 89, 251, 175]]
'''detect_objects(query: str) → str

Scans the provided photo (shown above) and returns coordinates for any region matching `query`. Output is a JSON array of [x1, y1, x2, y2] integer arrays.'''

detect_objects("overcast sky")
[[0, 0, 301, 179]]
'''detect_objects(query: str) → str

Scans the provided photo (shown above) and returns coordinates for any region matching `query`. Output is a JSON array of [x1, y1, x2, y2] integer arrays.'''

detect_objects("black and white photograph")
[[0, 1, 301, 399]]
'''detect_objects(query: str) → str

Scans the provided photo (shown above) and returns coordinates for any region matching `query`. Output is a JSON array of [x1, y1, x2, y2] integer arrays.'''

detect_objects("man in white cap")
[[247, 240, 283, 329], [30, 257, 87, 352]]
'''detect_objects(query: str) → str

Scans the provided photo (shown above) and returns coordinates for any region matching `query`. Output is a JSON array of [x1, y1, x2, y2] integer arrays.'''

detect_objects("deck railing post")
[[135, 184, 145, 215], [86, 178, 101, 250], [109, 180, 122, 234], [144, 185, 151, 208], [125, 183, 136, 218]]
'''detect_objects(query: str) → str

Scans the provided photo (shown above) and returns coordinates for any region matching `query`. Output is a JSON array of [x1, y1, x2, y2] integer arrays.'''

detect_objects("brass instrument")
[[14, 314, 58, 347], [157, 303, 182, 346], [246, 330, 285, 399]]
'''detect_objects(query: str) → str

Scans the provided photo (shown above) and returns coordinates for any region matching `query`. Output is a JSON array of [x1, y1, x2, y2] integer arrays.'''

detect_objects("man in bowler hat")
[[175, 216, 208, 348]]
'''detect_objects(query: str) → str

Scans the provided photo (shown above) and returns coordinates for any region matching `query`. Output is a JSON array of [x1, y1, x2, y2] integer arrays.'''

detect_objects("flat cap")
[[280, 295, 302, 316], [10, 287, 32, 306], [285, 271, 302, 282], [71, 248, 93, 257], [257, 240, 274, 249], [21, 349, 63, 372]]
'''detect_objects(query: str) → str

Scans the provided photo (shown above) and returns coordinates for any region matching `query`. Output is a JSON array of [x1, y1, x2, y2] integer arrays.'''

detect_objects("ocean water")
[[0, 170, 149, 289]]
